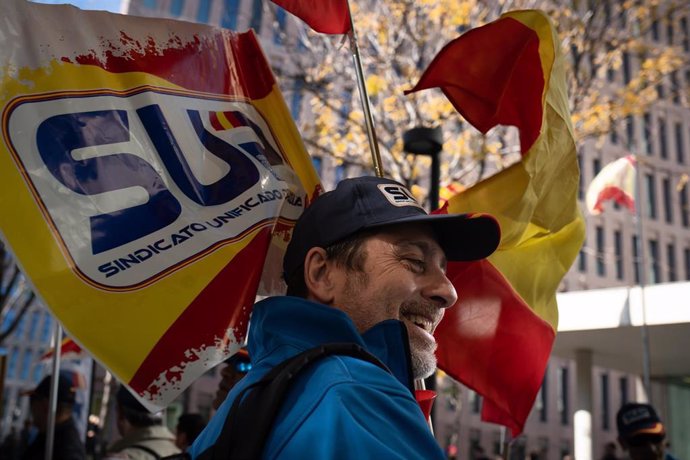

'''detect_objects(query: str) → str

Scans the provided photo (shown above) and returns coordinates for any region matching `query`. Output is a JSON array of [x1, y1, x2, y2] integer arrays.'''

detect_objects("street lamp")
[[403, 126, 444, 428], [403, 126, 443, 210]]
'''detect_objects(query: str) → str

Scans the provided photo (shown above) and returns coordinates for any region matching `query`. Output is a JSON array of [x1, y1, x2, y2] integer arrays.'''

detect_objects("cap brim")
[[368, 212, 501, 262], [630, 422, 665, 437]]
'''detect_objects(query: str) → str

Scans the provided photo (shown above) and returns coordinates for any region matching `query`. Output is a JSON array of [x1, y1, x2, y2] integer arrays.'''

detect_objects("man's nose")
[[422, 265, 458, 309]]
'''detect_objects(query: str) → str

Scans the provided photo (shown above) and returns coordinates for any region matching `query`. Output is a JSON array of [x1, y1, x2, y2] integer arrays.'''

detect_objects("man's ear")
[[303, 247, 335, 304]]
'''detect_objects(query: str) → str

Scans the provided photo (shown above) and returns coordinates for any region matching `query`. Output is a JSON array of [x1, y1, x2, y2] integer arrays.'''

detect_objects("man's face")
[[29, 397, 49, 432], [328, 223, 458, 379], [621, 435, 666, 460]]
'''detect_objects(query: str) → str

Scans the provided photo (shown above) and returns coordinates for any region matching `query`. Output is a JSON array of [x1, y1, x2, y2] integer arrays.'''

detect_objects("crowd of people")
[[0, 177, 683, 459]]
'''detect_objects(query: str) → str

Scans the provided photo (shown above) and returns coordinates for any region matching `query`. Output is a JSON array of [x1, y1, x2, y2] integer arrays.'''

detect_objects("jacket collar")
[[249, 296, 414, 392]]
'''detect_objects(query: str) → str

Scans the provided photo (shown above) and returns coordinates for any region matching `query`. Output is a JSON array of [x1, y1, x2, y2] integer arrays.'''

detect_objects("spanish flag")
[[407, 10, 585, 434], [270, 0, 351, 34]]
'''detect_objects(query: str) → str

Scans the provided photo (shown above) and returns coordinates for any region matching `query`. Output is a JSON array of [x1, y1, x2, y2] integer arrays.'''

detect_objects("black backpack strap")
[[126, 444, 162, 459], [199, 342, 390, 460]]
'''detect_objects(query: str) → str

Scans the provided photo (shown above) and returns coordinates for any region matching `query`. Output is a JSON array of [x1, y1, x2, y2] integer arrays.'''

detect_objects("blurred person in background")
[[174, 413, 206, 451], [211, 348, 251, 410]]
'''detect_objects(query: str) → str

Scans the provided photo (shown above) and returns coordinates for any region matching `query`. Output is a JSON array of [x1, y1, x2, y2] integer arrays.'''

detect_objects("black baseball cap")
[[616, 403, 665, 440], [283, 176, 501, 280], [24, 373, 76, 405]]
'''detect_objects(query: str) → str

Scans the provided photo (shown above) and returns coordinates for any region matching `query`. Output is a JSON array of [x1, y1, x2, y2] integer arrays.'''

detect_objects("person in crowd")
[[211, 348, 251, 410], [616, 402, 667, 460], [190, 176, 500, 458], [174, 413, 206, 451], [21, 372, 86, 460], [105, 386, 180, 459], [601, 441, 619, 460]]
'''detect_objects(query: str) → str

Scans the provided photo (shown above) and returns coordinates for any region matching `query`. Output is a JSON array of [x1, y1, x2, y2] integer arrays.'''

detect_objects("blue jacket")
[[190, 296, 445, 459]]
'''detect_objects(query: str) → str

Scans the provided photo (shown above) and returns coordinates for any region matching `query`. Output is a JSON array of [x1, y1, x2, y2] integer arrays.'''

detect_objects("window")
[[610, 122, 618, 144], [40, 313, 52, 344], [470, 389, 482, 414], [311, 156, 322, 177], [643, 112, 652, 155], [249, 0, 263, 33], [601, 373, 610, 430], [593, 158, 601, 176], [651, 15, 660, 41], [143, 0, 157, 8], [625, 115, 634, 148], [7, 347, 19, 380], [20, 351, 33, 380], [620, 376, 629, 405], [578, 154, 584, 200], [290, 79, 304, 118], [221, 0, 241, 30], [28, 310, 40, 341], [614, 230, 624, 280], [622, 52, 631, 85], [633, 235, 640, 284], [15, 315, 26, 337], [578, 244, 587, 273], [657, 82, 665, 99], [169, 0, 184, 17], [681, 186, 689, 228], [335, 163, 347, 184], [667, 243, 677, 281], [558, 366, 569, 426], [196, 0, 212, 23], [671, 72, 680, 104], [667, 14, 675, 45], [681, 16, 689, 52], [676, 122, 685, 164], [663, 177, 673, 224], [645, 173, 657, 219], [685, 248, 690, 281], [596, 226, 606, 276], [659, 117, 668, 159], [538, 369, 548, 422], [649, 239, 660, 283], [32, 359, 44, 383], [273, 7, 287, 45]]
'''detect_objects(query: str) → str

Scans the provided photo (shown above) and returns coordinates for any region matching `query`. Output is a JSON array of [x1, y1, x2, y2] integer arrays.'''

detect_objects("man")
[[211, 349, 251, 410], [21, 373, 86, 460], [106, 386, 180, 459], [616, 402, 668, 460], [174, 414, 206, 452], [191, 176, 500, 458]]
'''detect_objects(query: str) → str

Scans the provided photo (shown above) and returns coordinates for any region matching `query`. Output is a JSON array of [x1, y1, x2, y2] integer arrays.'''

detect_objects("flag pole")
[[344, 0, 384, 178], [632, 153, 652, 400], [342, 3, 431, 426], [45, 321, 63, 460]]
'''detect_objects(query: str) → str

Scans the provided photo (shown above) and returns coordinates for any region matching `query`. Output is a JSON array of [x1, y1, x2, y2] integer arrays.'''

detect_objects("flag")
[[40, 338, 86, 362], [407, 10, 585, 435], [271, 0, 351, 34], [0, 0, 320, 411], [586, 155, 636, 215]]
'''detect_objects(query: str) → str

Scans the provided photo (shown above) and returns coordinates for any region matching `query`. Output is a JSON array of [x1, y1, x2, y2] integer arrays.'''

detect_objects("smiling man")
[[191, 176, 500, 459]]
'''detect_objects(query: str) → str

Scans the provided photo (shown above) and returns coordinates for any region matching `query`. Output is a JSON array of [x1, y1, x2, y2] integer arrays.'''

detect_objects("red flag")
[[271, 0, 351, 34], [409, 11, 585, 435], [40, 338, 86, 362]]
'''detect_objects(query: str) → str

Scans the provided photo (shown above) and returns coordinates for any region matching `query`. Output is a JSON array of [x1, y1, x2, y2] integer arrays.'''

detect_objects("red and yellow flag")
[[586, 155, 636, 215], [270, 0, 351, 34], [0, 1, 320, 410], [407, 10, 585, 434]]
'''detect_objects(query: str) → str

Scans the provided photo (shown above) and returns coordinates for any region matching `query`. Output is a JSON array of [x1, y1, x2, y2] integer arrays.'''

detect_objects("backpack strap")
[[126, 444, 162, 459], [199, 342, 390, 460]]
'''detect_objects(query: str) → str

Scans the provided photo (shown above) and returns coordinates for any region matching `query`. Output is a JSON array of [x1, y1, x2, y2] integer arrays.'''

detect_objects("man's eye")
[[404, 258, 426, 272]]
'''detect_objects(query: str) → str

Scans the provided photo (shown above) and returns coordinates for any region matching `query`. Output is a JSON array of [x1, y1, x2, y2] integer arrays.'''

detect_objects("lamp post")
[[403, 126, 444, 428], [403, 126, 443, 209]]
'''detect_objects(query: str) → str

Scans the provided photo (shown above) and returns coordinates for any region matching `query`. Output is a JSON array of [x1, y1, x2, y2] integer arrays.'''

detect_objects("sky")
[[30, 0, 122, 13]]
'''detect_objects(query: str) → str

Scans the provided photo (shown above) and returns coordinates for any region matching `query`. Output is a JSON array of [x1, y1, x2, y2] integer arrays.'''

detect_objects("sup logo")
[[377, 184, 423, 209], [5, 88, 303, 290]]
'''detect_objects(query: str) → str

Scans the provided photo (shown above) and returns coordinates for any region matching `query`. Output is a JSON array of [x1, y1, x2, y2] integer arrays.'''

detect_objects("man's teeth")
[[405, 314, 432, 332]]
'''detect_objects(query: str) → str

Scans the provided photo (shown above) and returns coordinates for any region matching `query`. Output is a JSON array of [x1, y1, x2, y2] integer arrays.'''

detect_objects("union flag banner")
[[407, 10, 585, 434], [586, 154, 636, 215], [0, 1, 320, 410]]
